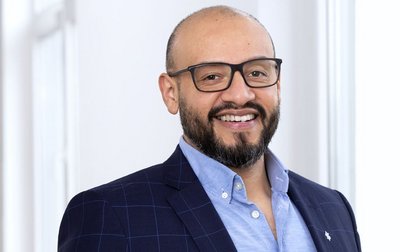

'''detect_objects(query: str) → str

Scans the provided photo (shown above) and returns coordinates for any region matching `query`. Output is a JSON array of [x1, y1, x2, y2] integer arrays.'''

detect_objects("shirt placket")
[[272, 191, 290, 250]]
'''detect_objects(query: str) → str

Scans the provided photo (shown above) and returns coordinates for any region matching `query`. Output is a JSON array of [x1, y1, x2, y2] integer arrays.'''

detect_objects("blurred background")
[[1, 0, 399, 251]]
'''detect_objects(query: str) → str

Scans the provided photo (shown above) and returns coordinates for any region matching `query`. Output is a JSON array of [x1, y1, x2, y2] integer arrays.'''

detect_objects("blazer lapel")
[[164, 146, 236, 252], [288, 171, 332, 252]]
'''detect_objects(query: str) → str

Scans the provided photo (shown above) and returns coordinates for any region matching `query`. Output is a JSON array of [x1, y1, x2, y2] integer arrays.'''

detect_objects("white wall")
[[72, 0, 329, 196], [355, 1, 400, 250], [1, 0, 35, 250]]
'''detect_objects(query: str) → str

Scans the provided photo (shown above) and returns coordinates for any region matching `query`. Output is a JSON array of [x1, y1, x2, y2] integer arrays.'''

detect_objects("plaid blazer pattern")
[[58, 146, 361, 251]]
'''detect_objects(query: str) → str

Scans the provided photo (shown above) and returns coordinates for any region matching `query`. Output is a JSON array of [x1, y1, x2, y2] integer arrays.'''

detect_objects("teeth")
[[219, 114, 255, 122]]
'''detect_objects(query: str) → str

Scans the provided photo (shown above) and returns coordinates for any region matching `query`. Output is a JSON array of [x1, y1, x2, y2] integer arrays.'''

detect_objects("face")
[[160, 14, 281, 169]]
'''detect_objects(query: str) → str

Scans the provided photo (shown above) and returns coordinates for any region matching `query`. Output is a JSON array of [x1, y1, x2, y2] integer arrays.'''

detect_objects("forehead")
[[173, 14, 273, 67]]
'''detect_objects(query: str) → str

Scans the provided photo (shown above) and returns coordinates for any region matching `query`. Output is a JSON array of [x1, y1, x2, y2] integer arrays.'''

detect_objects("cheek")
[[256, 89, 280, 107], [181, 91, 220, 118]]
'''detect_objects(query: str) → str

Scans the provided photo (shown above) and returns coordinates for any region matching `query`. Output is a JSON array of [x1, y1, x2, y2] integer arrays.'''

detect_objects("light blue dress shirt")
[[179, 137, 317, 252]]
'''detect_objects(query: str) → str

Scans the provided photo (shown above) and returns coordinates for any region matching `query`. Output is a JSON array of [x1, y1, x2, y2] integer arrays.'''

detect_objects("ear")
[[158, 73, 179, 114]]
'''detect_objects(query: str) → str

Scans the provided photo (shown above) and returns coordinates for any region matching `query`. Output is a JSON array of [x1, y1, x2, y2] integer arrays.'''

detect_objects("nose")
[[220, 71, 256, 106]]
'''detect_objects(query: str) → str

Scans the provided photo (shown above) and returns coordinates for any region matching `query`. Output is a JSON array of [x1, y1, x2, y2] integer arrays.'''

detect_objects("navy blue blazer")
[[58, 146, 361, 251]]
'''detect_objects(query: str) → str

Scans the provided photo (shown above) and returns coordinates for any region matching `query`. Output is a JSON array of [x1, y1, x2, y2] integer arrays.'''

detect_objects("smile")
[[217, 114, 256, 122]]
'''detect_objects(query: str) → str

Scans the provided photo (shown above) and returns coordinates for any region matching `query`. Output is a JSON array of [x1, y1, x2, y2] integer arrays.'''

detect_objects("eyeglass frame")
[[167, 57, 283, 92]]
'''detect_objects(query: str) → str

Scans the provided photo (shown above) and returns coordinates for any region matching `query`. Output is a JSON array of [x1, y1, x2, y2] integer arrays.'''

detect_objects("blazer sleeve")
[[58, 190, 127, 251]]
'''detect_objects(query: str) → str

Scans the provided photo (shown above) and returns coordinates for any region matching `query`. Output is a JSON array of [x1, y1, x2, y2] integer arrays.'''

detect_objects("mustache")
[[208, 102, 267, 123]]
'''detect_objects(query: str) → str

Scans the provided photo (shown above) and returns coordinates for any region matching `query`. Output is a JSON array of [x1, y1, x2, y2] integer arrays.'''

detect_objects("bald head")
[[165, 5, 275, 72]]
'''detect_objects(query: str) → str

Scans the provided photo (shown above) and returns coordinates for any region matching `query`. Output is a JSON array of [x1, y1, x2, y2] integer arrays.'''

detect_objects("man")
[[58, 5, 361, 252]]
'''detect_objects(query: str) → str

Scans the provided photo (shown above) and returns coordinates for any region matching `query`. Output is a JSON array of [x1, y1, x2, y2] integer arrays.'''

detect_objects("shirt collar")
[[179, 137, 236, 201], [179, 137, 289, 198], [265, 149, 289, 193]]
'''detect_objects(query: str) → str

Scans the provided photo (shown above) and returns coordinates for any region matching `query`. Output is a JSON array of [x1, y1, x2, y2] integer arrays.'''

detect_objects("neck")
[[231, 156, 271, 200]]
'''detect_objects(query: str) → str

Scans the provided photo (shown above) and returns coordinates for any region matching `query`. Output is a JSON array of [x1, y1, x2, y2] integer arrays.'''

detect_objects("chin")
[[219, 132, 261, 146]]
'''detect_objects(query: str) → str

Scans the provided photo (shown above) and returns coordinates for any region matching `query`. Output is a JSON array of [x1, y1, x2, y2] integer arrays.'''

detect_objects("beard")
[[179, 98, 280, 169]]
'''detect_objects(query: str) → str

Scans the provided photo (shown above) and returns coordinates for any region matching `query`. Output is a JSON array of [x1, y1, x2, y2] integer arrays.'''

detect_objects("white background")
[[355, 1, 400, 251]]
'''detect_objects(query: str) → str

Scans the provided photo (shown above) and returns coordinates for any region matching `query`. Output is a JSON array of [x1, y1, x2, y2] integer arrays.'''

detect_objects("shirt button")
[[251, 210, 260, 219], [221, 192, 229, 199], [234, 182, 243, 191]]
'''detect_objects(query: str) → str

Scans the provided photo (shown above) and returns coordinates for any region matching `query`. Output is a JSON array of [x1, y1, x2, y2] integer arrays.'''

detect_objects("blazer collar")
[[164, 146, 237, 252]]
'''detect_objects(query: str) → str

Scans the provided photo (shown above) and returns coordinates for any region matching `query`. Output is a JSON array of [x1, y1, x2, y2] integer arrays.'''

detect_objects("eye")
[[199, 73, 224, 82], [249, 71, 267, 78], [205, 74, 218, 80], [194, 64, 228, 83]]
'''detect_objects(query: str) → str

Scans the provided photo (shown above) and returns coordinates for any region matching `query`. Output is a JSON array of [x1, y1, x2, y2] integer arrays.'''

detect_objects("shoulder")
[[65, 145, 189, 211], [288, 170, 341, 199], [288, 172, 355, 225], [68, 162, 171, 209], [287, 170, 355, 220], [58, 163, 173, 251]]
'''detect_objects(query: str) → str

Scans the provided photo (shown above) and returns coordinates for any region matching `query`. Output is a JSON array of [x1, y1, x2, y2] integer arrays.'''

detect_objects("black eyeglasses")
[[168, 57, 282, 92]]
